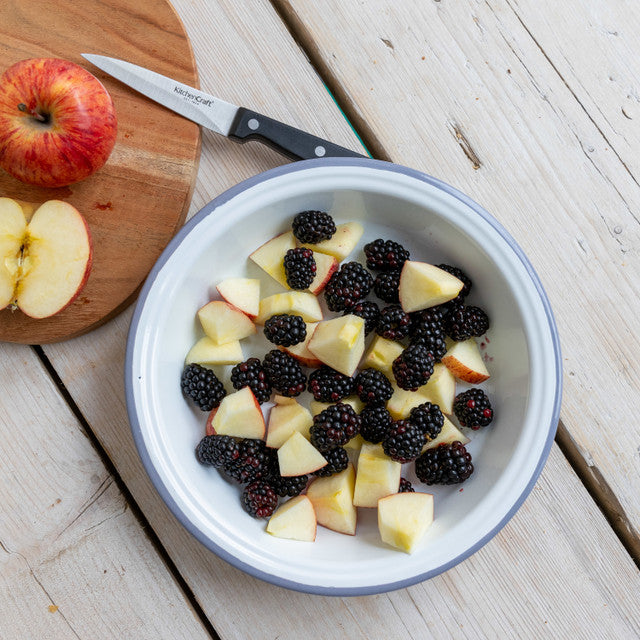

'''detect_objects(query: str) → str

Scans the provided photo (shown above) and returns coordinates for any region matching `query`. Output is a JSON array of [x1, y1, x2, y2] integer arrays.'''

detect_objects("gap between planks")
[[30, 345, 223, 640], [269, 0, 640, 569]]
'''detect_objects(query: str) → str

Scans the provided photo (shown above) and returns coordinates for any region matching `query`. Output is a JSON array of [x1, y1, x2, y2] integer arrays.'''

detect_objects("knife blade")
[[81, 54, 366, 162]]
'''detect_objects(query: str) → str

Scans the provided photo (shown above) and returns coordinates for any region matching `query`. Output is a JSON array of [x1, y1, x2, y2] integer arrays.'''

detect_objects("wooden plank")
[[276, 0, 640, 550], [37, 1, 640, 637], [0, 343, 212, 640]]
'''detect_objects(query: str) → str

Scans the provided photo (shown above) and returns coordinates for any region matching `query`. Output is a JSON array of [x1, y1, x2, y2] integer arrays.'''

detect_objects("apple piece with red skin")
[[266, 495, 317, 542], [306, 463, 357, 535], [277, 431, 327, 476], [278, 321, 322, 368], [0, 198, 92, 318], [216, 278, 260, 319], [441, 338, 490, 383], [0, 58, 117, 187], [205, 386, 265, 439], [249, 231, 296, 288], [307, 251, 338, 295], [197, 300, 256, 345]]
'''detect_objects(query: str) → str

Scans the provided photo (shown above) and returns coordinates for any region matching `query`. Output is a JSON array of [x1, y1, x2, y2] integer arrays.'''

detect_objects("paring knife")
[[81, 54, 366, 162]]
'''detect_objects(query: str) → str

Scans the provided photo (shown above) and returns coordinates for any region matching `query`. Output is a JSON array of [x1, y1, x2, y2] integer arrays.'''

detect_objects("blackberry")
[[181, 363, 226, 411], [373, 270, 401, 303], [292, 210, 336, 244], [392, 344, 435, 391], [354, 368, 393, 406], [309, 403, 361, 451], [409, 307, 445, 337], [314, 447, 349, 477], [230, 357, 272, 403], [445, 305, 490, 341], [408, 402, 444, 441], [241, 479, 278, 518], [375, 304, 411, 341], [345, 300, 380, 335], [223, 438, 275, 484], [359, 405, 393, 443], [436, 264, 472, 299], [263, 349, 307, 397], [284, 247, 316, 290], [409, 328, 447, 361], [195, 435, 240, 468], [453, 388, 494, 430], [399, 477, 415, 493], [269, 470, 308, 497], [263, 314, 307, 347], [308, 366, 354, 403], [382, 419, 426, 463], [415, 442, 474, 485], [364, 238, 410, 271], [324, 262, 374, 312]]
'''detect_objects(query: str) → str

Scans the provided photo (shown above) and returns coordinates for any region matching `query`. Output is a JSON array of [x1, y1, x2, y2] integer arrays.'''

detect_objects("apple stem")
[[17, 103, 48, 123]]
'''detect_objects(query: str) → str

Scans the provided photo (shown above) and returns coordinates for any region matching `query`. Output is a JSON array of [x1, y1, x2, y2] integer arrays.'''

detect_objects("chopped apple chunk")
[[441, 338, 490, 383], [277, 431, 327, 476], [185, 337, 243, 366], [398, 260, 464, 312], [197, 300, 256, 345], [307, 464, 357, 535], [307, 314, 365, 376], [300, 221, 363, 261], [207, 387, 265, 439], [353, 443, 401, 508], [266, 495, 317, 541], [378, 492, 434, 553], [256, 292, 323, 324]]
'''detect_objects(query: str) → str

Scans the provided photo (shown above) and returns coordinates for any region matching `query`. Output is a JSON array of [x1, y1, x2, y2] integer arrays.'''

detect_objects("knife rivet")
[[315, 145, 326, 157], [248, 118, 260, 130]]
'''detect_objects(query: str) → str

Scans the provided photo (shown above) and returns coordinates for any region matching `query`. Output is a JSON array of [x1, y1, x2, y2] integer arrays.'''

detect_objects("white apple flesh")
[[353, 443, 402, 508], [277, 431, 328, 476], [216, 277, 260, 319], [185, 337, 244, 366], [307, 314, 365, 377], [266, 495, 317, 542], [207, 386, 265, 439], [378, 492, 434, 553], [306, 463, 357, 535], [398, 261, 464, 312], [300, 221, 363, 261], [197, 300, 256, 345], [266, 401, 313, 448], [256, 291, 323, 324], [249, 231, 296, 288]]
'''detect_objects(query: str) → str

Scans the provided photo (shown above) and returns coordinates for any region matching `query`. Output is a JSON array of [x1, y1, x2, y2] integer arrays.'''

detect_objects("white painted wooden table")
[[1, 1, 639, 638]]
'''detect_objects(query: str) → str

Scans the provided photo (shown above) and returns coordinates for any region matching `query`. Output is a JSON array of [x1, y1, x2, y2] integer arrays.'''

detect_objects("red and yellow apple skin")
[[0, 58, 117, 187]]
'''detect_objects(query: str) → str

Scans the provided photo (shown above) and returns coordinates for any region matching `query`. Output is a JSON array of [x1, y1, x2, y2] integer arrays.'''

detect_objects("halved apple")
[[216, 277, 260, 319], [441, 338, 490, 383], [307, 314, 365, 377], [308, 251, 338, 295], [277, 431, 327, 476], [249, 231, 296, 288], [266, 401, 313, 448], [0, 198, 92, 318], [378, 492, 434, 553], [361, 335, 404, 378], [278, 321, 322, 367], [207, 386, 265, 439], [300, 221, 364, 261], [255, 292, 323, 325], [422, 416, 470, 451], [185, 337, 244, 366], [398, 261, 463, 312], [197, 300, 256, 345], [307, 463, 357, 535], [266, 495, 317, 542], [353, 443, 402, 508]]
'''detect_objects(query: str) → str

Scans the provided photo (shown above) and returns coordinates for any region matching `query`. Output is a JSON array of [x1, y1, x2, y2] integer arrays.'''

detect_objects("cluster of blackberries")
[[185, 209, 499, 524]]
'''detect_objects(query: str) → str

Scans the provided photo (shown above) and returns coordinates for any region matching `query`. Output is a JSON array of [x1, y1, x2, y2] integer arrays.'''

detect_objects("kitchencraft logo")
[[174, 86, 213, 107]]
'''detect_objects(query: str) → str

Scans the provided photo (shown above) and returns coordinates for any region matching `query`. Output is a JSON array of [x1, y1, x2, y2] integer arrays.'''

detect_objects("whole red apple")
[[0, 58, 117, 187]]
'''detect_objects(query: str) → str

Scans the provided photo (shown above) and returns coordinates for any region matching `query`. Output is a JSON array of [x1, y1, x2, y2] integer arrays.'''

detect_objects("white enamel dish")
[[125, 158, 562, 595]]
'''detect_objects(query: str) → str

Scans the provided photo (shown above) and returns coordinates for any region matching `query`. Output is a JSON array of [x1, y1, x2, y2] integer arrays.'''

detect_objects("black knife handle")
[[229, 107, 367, 161]]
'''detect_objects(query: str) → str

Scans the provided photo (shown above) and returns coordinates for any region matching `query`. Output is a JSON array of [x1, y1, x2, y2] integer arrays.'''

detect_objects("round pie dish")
[[125, 157, 562, 596]]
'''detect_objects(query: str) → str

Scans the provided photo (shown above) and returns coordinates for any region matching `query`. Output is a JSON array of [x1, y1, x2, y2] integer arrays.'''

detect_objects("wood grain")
[[0, 0, 200, 344], [277, 0, 640, 554], [37, 1, 640, 638], [0, 342, 212, 639]]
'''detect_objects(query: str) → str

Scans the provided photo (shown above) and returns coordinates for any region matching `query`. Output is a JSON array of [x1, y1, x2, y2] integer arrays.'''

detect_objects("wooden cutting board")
[[0, 0, 200, 344]]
